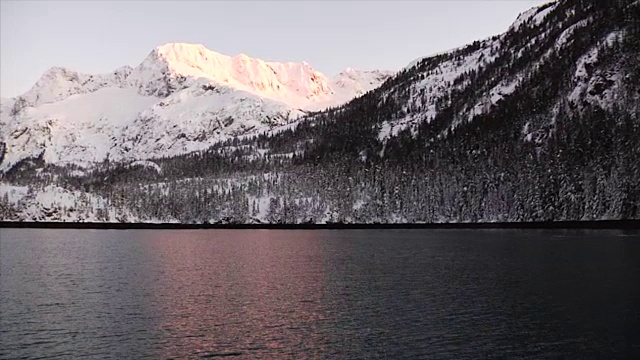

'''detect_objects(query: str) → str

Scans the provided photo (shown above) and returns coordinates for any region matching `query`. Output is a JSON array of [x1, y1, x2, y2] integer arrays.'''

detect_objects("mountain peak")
[[149, 42, 228, 68], [43, 66, 74, 75], [510, 1, 557, 31], [154, 42, 211, 55], [18, 66, 86, 106], [130, 43, 342, 107], [156, 42, 207, 49], [234, 53, 252, 60]]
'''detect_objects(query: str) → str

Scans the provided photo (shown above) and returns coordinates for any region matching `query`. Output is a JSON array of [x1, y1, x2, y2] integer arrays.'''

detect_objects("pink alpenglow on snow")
[[0, 43, 395, 170]]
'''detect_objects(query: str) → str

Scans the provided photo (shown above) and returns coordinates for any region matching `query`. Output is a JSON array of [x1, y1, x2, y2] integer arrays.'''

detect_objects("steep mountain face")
[[3, 0, 639, 223], [0, 44, 393, 169], [375, 0, 635, 141]]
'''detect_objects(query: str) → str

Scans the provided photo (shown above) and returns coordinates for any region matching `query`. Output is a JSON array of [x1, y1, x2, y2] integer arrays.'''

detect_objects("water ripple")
[[1, 228, 639, 359]]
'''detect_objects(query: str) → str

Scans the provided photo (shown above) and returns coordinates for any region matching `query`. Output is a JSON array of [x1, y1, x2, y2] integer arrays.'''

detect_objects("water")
[[1, 229, 639, 359]]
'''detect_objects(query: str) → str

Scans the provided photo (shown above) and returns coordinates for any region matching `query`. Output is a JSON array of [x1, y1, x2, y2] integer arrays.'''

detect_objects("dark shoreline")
[[1, 220, 639, 230]]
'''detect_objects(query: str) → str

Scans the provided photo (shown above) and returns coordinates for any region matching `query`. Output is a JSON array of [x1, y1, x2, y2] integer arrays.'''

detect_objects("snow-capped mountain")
[[3, 0, 639, 224], [0, 43, 394, 170]]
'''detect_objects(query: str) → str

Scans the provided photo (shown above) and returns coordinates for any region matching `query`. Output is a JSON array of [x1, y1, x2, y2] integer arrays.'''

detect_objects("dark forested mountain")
[[2, 0, 639, 223]]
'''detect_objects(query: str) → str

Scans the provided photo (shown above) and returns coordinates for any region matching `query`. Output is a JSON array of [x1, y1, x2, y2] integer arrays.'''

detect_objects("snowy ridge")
[[509, 1, 557, 31], [1, 43, 393, 170], [377, 0, 624, 141], [128, 43, 336, 108], [323, 68, 395, 109], [403, 1, 559, 74], [19, 66, 133, 107]]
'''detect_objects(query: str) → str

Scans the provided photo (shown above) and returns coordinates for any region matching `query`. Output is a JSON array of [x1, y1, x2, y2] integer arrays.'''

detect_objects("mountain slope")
[[0, 44, 393, 170], [3, 0, 639, 223]]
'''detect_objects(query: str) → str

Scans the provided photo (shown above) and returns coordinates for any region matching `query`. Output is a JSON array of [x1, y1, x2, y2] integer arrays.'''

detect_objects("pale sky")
[[1, 0, 548, 98]]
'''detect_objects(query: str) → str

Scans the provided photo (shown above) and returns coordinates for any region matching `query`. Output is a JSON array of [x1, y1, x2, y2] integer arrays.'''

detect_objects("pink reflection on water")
[[139, 229, 333, 358]]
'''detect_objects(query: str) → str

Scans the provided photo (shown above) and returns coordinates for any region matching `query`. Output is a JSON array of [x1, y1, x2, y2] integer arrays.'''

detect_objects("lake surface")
[[1, 229, 639, 359]]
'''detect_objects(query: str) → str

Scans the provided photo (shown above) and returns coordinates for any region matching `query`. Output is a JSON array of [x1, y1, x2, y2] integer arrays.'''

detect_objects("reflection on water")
[[1, 229, 639, 359], [142, 230, 334, 358]]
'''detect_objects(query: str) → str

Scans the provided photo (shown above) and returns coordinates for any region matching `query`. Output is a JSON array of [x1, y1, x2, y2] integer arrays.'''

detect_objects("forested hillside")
[[2, 0, 639, 223]]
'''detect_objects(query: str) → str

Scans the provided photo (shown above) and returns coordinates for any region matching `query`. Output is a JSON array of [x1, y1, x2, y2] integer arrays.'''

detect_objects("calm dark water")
[[1, 229, 639, 359]]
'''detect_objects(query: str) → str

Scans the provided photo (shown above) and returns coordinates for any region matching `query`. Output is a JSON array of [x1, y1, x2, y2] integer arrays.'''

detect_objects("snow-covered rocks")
[[0, 182, 145, 222]]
